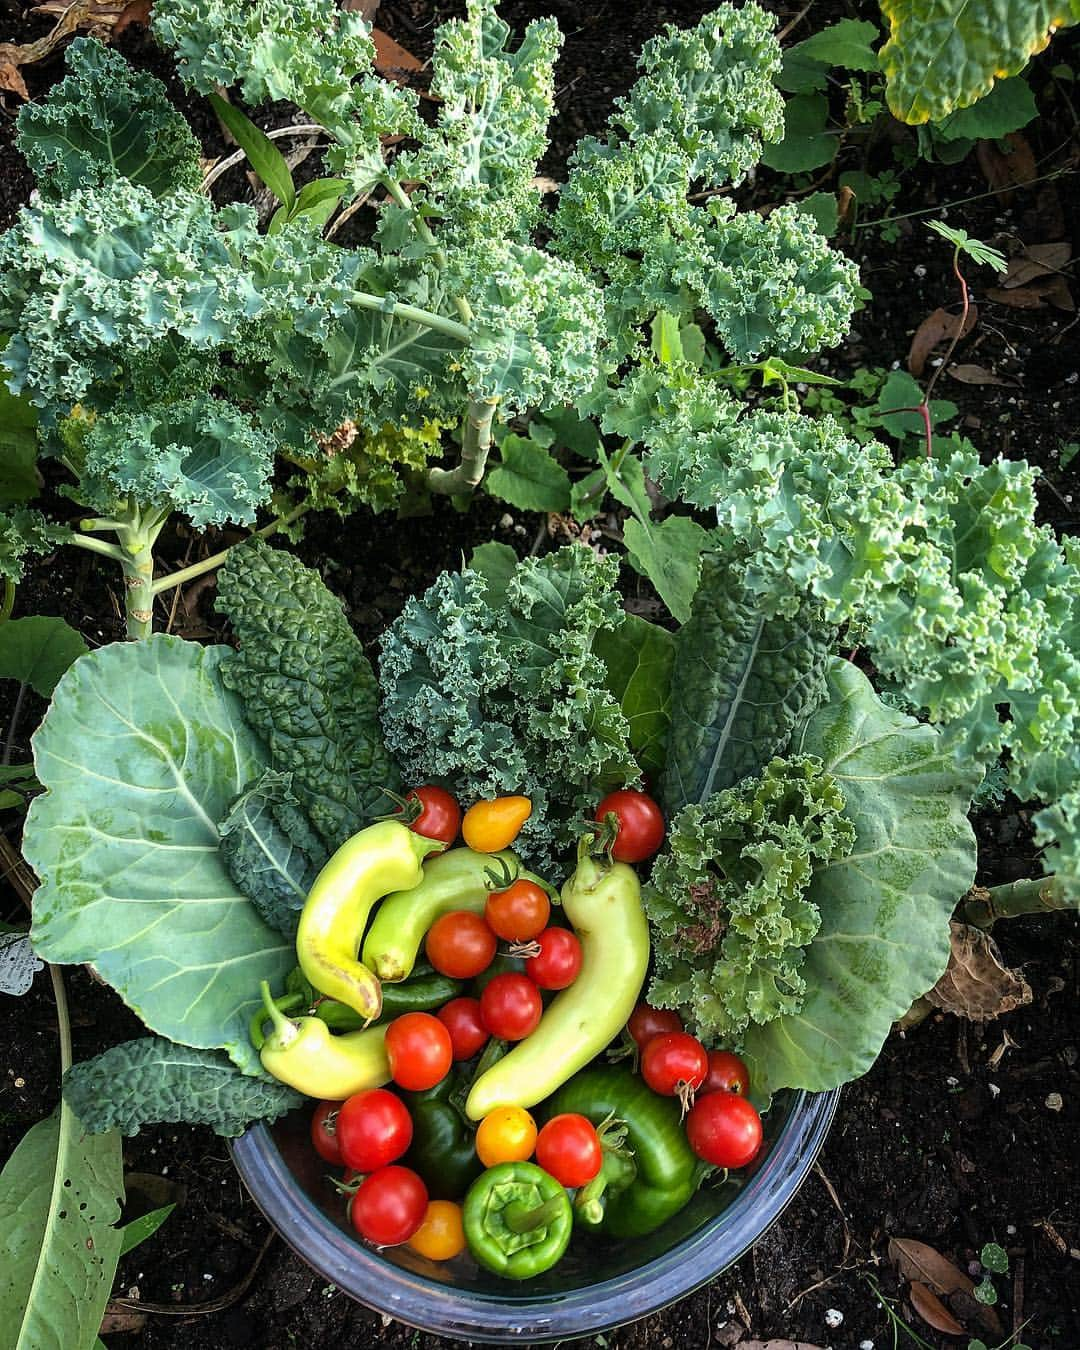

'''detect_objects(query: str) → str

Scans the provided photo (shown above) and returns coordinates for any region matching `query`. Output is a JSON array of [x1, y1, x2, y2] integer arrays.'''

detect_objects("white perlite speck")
[[825, 1308, 844, 1328]]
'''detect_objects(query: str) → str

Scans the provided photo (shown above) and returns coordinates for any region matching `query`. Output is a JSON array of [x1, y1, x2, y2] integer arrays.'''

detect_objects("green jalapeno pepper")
[[401, 1071, 483, 1200], [463, 1161, 573, 1280], [544, 1064, 705, 1239]]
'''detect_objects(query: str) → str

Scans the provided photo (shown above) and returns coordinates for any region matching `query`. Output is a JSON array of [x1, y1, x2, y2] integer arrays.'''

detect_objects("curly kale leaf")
[[645, 755, 855, 1044], [153, 0, 418, 188], [833, 449, 1080, 797], [216, 538, 398, 851], [16, 38, 201, 200], [218, 770, 326, 937], [78, 397, 275, 529], [660, 552, 835, 816], [63, 1039, 303, 1137], [0, 510, 70, 583], [399, 0, 561, 248], [379, 544, 640, 870], [675, 201, 859, 361]]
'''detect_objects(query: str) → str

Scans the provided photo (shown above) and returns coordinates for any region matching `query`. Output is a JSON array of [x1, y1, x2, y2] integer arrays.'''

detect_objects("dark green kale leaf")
[[63, 1039, 303, 1137], [216, 538, 399, 851]]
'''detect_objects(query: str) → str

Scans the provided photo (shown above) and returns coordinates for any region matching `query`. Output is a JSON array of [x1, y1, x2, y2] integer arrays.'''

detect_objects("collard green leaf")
[[934, 76, 1038, 142], [743, 659, 979, 1100], [216, 538, 398, 850], [218, 770, 326, 937], [0, 1108, 123, 1350], [0, 616, 88, 698], [63, 1039, 304, 1138], [26, 635, 292, 1076], [879, 0, 1080, 124], [15, 38, 201, 199], [486, 433, 572, 513], [659, 554, 834, 817], [594, 614, 675, 782]]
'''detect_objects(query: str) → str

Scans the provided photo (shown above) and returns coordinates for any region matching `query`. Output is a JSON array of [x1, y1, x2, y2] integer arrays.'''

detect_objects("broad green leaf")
[[650, 311, 686, 366], [873, 369, 956, 441], [0, 617, 88, 698], [63, 1039, 304, 1138], [623, 515, 710, 625], [934, 76, 1038, 141], [743, 660, 979, 1100], [879, 0, 1080, 124], [532, 407, 603, 460], [486, 433, 572, 513], [469, 540, 521, 609], [26, 635, 292, 1075], [659, 554, 834, 816], [776, 49, 829, 94], [594, 615, 675, 781], [209, 93, 295, 209], [289, 176, 349, 228], [760, 94, 836, 173], [119, 1203, 175, 1257], [0, 1109, 124, 1350], [799, 191, 839, 238], [0, 376, 38, 506], [785, 19, 880, 71]]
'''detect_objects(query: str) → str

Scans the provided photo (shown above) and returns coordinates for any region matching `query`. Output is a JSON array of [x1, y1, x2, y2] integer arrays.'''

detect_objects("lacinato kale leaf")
[[216, 538, 398, 851], [64, 1039, 303, 1137], [378, 543, 640, 870]]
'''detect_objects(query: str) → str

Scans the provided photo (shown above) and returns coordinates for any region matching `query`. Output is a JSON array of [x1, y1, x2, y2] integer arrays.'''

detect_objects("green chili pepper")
[[545, 1064, 705, 1239], [463, 1162, 573, 1280], [401, 1070, 483, 1200], [318, 968, 466, 1030]]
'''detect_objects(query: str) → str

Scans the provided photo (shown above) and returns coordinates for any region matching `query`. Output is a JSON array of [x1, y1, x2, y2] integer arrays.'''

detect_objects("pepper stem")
[[503, 1195, 566, 1235], [260, 980, 298, 1047]]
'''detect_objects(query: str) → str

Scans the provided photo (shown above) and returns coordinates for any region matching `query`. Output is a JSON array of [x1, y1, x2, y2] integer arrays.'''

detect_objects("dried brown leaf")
[[100, 1306, 147, 1334], [909, 1282, 966, 1336], [926, 921, 1033, 1022], [888, 1237, 975, 1296], [0, 59, 30, 99], [986, 285, 1049, 309], [908, 305, 978, 377], [739, 1342, 827, 1350], [372, 28, 422, 80], [948, 363, 1018, 387], [341, 0, 380, 14], [976, 132, 1037, 197], [1002, 242, 1072, 288]]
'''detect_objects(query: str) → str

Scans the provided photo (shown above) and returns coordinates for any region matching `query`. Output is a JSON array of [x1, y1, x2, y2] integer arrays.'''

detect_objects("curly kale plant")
[[645, 755, 855, 1045], [378, 544, 640, 871]]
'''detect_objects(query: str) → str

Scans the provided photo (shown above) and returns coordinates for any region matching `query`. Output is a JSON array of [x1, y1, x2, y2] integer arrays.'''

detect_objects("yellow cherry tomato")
[[462, 796, 532, 852], [407, 1199, 466, 1261], [475, 1105, 537, 1167]]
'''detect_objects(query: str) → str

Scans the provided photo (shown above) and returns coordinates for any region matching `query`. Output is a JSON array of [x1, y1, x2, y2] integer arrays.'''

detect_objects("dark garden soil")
[[1, 2, 1079, 1347]]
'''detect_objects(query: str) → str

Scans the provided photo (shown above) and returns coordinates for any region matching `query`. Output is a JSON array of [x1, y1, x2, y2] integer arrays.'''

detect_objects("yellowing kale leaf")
[[645, 755, 855, 1044], [16, 39, 200, 200], [378, 544, 640, 870], [64, 1039, 303, 1137], [216, 538, 398, 851], [399, 2, 561, 248]]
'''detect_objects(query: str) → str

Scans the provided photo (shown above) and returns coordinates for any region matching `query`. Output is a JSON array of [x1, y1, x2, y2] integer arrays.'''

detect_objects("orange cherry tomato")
[[407, 1200, 466, 1261], [475, 1106, 537, 1167], [461, 796, 532, 852]]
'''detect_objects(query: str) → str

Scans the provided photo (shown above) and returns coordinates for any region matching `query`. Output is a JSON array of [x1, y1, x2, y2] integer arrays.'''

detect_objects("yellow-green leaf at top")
[[879, 0, 1080, 124]]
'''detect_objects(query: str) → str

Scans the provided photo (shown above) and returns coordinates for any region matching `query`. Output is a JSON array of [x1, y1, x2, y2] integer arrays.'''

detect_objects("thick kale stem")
[[962, 876, 1069, 929], [149, 503, 311, 596], [349, 289, 471, 343], [427, 398, 498, 496], [379, 175, 475, 325], [120, 538, 156, 640]]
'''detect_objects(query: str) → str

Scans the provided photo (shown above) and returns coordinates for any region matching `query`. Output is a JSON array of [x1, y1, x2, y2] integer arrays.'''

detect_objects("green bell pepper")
[[463, 1162, 573, 1280], [402, 1070, 483, 1201], [545, 1064, 705, 1239]]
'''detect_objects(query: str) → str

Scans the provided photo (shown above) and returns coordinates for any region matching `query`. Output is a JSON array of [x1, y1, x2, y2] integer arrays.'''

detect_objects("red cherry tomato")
[[400, 786, 461, 846], [436, 996, 489, 1060], [310, 1100, 343, 1165], [349, 1165, 429, 1246], [425, 910, 497, 979], [479, 972, 543, 1041], [335, 1088, 413, 1173], [524, 928, 582, 990], [535, 1113, 602, 1188], [385, 1012, 453, 1091], [594, 789, 665, 863], [700, 1049, 751, 1097], [685, 1091, 763, 1169], [627, 1002, 683, 1050], [485, 878, 550, 942], [641, 1031, 708, 1097]]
